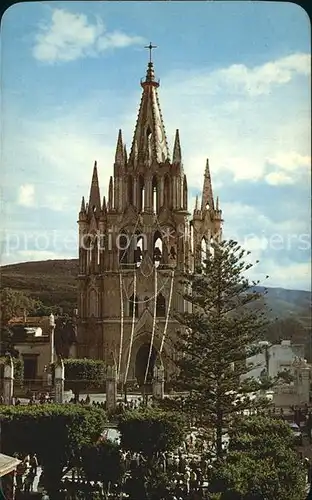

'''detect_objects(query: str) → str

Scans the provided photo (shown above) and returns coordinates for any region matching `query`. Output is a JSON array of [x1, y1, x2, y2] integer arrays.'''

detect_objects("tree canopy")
[[63, 358, 106, 401], [174, 239, 273, 458], [0, 403, 107, 499], [118, 407, 185, 459], [209, 415, 306, 500], [0, 287, 40, 326]]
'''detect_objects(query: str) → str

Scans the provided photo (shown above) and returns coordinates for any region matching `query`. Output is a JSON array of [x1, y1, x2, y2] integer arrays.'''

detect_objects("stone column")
[[54, 356, 65, 404], [106, 363, 117, 411], [3, 354, 14, 405], [152, 362, 165, 400]]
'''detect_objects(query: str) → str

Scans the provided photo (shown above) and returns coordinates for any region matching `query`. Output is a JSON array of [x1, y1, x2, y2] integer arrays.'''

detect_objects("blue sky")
[[1, 1, 311, 290]]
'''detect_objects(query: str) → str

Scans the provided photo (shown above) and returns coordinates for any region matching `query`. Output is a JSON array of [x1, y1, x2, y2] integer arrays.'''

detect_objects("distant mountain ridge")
[[1, 259, 311, 359]]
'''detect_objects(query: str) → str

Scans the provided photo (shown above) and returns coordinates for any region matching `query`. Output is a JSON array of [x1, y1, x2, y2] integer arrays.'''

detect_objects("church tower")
[[77, 48, 223, 386]]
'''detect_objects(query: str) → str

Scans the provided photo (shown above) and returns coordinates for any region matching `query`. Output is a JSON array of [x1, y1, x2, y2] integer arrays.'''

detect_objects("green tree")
[[0, 403, 107, 500], [119, 408, 185, 500], [0, 287, 44, 357], [80, 440, 122, 493], [63, 358, 106, 402], [174, 239, 272, 459], [118, 407, 185, 459], [209, 415, 306, 500], [0, 287, 40, 326]]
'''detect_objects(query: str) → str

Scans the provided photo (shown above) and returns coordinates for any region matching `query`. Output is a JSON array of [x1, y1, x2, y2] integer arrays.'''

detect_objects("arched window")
[[128, 175, 133, 205], [134, 232, 144, 266], [152, 175, 158, 214], [118, 231, 129, 263], [144, 296, 149, 308], [164, 175, 171, 208], [138, 175, 145, 212], [156, 293, 166, 317], [169, 245, 177, 260], [153, 231, 163, 267], [129, 294, 139, 318]]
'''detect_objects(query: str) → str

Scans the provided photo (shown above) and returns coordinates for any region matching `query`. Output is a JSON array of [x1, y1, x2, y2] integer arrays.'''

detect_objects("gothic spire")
[[172, 129, 182, 163], [129, 53, 170, 165], [88, 161, 101, 213], [201, 158, 214, 211], [102, 196, 107, 212], [108, 176, 113, 210], [115, 129, 124, 164], [80, 196, 86, 212]]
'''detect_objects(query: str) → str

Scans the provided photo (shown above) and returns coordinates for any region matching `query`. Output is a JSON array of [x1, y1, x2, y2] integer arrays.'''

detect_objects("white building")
[[245, 340, 311, 407]]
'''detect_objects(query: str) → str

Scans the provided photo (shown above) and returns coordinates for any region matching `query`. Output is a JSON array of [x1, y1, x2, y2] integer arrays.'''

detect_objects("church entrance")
[[135, 343, 157, 386]]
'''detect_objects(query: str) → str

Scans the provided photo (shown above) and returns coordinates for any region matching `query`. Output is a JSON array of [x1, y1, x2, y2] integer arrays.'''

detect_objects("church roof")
[[129, 58, 170, 165]]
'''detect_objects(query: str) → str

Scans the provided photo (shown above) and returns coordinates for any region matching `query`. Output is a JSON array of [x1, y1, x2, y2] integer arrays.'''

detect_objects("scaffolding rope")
[[144, 266, 158, 384], [117, 272, 124, 380], [124, 269, 137, 385], [159, 268, 175, 355]]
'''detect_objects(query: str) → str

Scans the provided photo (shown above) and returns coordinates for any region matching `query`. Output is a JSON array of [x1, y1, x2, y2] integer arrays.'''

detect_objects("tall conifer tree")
[[174, 239, 271, 459]]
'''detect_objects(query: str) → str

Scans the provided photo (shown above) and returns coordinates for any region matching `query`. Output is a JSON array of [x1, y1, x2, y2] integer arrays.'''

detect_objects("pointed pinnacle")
[[80, 196, 86, 212], [173, 129, 182, 163], [102, 196, 107, 212], [195, 195, 199, 211], [89, 161, 101, 212], [115, 129, 124, 164], [201, 158, 214, 211], [205, 158, 211, 178], [108, 176, 113, 209], [216, 196, 219, 211]]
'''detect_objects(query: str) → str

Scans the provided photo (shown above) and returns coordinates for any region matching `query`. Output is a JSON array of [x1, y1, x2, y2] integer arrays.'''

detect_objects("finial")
[[144, 42, 157, 63], [89, 161, 101, 212], [205, 158, 210, 177], [108, 176, 113, 209], [115, 129, 124, 164], [80, 196, 85, 212], [102, 196, 107, 212], [216, 196, 219, 211], [195, 195, 199, 211], [201, 158, 214, 211], [173, 129, 182, 163]]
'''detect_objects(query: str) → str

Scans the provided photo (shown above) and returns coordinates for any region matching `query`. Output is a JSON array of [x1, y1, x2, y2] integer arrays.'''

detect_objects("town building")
[[76, 51, 223, 385]]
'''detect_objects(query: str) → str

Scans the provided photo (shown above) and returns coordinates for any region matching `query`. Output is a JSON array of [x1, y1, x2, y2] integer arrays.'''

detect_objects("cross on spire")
[[145, 42, 157, 63]]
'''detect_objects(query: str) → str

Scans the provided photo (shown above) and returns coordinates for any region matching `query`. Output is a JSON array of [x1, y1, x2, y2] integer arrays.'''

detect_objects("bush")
[[118, 407, 185, 459], [63, 358, 106, 401], [209, 415, 306, 500], [0, 403, 107, 499]]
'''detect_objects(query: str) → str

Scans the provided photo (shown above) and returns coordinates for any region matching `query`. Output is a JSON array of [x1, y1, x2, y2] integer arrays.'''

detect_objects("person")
[[30, 453, 38, 475]]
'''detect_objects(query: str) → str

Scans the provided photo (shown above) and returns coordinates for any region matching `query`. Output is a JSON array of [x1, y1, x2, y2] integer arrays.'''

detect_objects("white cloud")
[[17, 184, 35, 207], [267, 152, 311, 171], [97, 31, 144, 51], [33, 9, 144, 63], [217, 53, 310, 97], [265, 171, 294, 186], [158, 53, 310, 188]]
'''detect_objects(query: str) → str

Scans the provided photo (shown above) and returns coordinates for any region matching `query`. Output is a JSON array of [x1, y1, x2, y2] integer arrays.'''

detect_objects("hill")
[[1, 259, 311, 358]]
